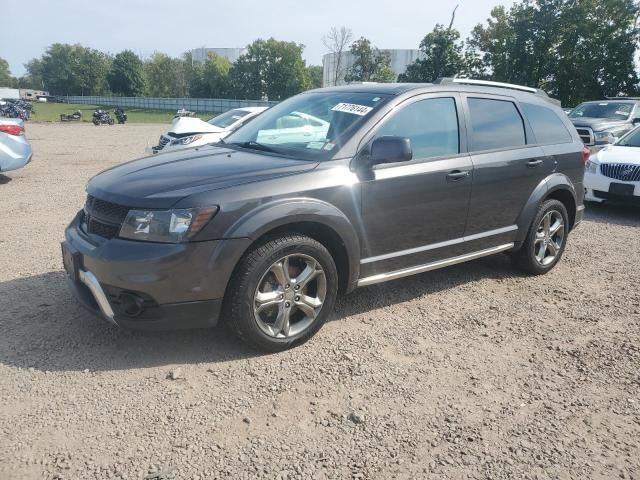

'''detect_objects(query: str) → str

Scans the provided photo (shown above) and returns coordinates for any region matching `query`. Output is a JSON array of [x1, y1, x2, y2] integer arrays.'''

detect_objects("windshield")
[[617, 127, 640, 147], [208, 109, 250, 128], [224, 92, 391, 160], [569, 101, 634, 121]]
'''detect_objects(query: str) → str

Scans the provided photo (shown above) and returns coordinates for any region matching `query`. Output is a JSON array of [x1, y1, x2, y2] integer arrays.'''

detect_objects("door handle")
[[527, 159, 544, 168], [446, 170, 470, 181]]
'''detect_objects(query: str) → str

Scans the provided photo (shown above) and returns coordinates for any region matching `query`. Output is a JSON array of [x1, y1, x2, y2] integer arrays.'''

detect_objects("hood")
[[570, 117, 629, 132], [169, 117, 224, 135], [88, 146, 318, 209], [592, 145, 640, 165]]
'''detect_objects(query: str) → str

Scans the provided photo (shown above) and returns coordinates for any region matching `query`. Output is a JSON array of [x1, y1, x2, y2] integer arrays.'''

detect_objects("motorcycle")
[[0, 99, 31, 120], [114, 108, 127, 124], [60, 110, 82, 122], [92, 109, 114, 126]]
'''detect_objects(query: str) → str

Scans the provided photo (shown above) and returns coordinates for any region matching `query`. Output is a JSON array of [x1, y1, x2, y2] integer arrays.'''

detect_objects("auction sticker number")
[[331, 103, 373, 116]]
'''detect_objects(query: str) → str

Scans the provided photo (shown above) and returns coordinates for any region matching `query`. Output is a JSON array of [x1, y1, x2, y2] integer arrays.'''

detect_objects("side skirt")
[[357, 243, 514, 287]]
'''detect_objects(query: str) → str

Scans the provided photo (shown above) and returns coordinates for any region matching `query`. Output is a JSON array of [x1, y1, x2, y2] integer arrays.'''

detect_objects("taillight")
[[581, 146, 590, 164], [0, 124, 25, 136]]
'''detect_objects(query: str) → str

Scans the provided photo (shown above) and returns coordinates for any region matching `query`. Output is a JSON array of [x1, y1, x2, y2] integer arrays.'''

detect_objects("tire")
[[92, 119, 99, 126], [512, 199, 569, 275], [225, 234, 339, 352]]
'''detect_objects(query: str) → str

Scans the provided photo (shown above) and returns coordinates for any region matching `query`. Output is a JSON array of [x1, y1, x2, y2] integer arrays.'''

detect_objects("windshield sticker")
[[306, 141, 325, 150], [599, 103, 608, 106], [372, 97, 381, 102], [323, 142, 335, 151], [331, 103, 373, 116], [615, 111, 629, 116]]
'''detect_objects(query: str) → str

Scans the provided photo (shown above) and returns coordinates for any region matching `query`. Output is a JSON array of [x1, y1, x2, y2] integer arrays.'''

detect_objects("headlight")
[[585, 160, 598, 174], [170, 134, 203, 146], [119, 207, 218, 243], [594, 131, 616, 143]]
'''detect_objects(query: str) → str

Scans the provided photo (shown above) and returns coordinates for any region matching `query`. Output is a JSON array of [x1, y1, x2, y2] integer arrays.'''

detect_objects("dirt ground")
[[1, 122, 639, 480]]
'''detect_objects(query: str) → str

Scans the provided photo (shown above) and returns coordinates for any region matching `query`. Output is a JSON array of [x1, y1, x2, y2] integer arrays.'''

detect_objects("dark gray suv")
[[62, 79, 587, 351]]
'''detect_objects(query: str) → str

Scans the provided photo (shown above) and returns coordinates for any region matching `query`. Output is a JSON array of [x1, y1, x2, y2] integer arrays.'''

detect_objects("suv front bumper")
[[62, 211, 251, 330]]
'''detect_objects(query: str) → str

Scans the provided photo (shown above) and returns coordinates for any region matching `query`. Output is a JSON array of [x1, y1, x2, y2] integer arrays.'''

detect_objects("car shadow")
[[584, 201, 640, 226], [0, 174, 12, 185], [0, 254, 520, 373]]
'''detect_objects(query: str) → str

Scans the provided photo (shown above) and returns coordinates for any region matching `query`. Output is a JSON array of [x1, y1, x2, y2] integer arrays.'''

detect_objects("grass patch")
[[29, 102, 219, 124]]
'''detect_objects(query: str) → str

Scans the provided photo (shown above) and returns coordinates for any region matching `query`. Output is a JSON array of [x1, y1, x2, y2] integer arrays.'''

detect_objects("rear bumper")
[[62, 211, 251, 330], [0, 139, 32, 172]]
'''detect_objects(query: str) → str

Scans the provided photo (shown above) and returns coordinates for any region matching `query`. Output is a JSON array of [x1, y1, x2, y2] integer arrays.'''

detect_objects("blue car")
[[0, 118, 33, 173]]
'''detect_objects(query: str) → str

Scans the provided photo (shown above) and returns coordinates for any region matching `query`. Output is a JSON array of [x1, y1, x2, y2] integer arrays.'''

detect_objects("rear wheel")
[[225, 234, 338, 352], [512, 199, 569, 275]]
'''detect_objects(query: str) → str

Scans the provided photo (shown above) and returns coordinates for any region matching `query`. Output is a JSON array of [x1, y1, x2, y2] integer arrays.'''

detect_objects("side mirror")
[[633, 118, 640, 125], [370, 136, 412, 165]]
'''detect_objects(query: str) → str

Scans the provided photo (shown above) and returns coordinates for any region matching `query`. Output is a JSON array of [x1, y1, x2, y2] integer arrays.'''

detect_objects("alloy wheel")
[[253, 254, 327, 338], [533, 210, 565, 266]]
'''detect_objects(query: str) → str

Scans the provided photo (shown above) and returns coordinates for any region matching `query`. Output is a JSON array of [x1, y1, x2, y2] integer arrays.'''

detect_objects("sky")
[[0, 0, 516, 77]]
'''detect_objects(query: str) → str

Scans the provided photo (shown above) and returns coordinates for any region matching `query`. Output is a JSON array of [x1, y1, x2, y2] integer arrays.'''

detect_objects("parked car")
[[62, 79, 586, 351], [0, 118, 33, 173], [569, 98, 640, 150], [149, 107, 267, 154], [584, 126, 640, 204]]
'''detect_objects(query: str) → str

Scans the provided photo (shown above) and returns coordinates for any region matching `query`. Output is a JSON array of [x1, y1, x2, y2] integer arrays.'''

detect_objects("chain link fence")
[[65, 96, 277, 112]]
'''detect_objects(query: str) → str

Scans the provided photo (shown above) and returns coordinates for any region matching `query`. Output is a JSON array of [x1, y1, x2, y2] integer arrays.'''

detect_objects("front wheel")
[[512, 199, 569, 275], [92, 119, 99, 126], [225, 234, 338, 352]]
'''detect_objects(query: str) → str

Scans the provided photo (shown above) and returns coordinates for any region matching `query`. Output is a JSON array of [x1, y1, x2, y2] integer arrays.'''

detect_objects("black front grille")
[[87, 217, 120, 239], [600, 163, 640, 182], [576, 127, 594, 145], [85, 195, 129, 224], [83, 195, 129, 239]]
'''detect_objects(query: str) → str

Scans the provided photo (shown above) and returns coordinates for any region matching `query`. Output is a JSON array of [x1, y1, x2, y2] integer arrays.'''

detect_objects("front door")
[[358, 95, 472, 277]]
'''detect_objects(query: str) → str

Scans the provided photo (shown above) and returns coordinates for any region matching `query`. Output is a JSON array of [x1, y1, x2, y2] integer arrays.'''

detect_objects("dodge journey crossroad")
[[62, 79, 586, 351]]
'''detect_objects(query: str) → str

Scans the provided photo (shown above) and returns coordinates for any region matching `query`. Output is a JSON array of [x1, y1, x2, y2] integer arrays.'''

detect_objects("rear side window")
[[521, 103, 572, 144], [468, 98, 526, 151], [373, 97, 459, 160]]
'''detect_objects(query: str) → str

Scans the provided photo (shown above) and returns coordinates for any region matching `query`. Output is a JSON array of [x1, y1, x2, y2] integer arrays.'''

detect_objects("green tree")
[[307, 65, 324, 89], [467, 0, 640, 105], [144, 52, 189, 97], [190, 52, 233, 98], [231, 38, 309, 100], [107, 50, 145, 96], [344, 37, 396, 83], [399, 24, 465, 82], [0, 58, 12, 86], [24, 43, 111, 95]]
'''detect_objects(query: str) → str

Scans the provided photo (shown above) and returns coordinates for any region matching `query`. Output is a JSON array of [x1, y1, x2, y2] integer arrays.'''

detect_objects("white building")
[[191, 47, 247, 65], [322, 49, 422, 87]]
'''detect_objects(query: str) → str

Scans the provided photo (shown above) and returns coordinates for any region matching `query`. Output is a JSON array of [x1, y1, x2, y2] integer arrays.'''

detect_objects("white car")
[[150, 107, 267, 154], [0, 118, 33, 173], [255, 111, 329, 145], [585, 126, 640, 204]]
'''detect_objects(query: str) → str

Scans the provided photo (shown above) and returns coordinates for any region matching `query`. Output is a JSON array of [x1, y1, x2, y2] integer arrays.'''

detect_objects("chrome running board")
[[357, 243, 514, 287]]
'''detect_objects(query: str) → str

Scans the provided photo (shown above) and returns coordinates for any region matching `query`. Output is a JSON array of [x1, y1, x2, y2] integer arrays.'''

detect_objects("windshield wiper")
[[229, 141, 280, 153]]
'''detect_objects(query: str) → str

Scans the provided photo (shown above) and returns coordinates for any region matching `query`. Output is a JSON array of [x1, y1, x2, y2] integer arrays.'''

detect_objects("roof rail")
[[434, 77, 561, 105], [604, 96, 640, 100]]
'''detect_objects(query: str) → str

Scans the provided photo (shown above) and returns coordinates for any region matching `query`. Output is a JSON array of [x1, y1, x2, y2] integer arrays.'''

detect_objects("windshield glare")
[[617, 127, 640, 147], [208, 109, 249, 128], [224, 92, 391, 160], [569, 102, 633, 121]]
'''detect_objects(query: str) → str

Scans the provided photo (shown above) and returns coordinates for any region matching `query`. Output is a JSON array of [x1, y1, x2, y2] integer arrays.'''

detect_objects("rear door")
[[461, 95, 550, 249]]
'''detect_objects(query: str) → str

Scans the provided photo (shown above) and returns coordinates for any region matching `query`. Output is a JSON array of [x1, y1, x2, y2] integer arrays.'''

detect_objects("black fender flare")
[[515, 173, 578, 243], [223, 198, 361, 292]]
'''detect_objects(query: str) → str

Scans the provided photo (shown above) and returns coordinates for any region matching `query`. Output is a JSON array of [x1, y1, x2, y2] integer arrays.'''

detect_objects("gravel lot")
[[1, 123, 639, 480]]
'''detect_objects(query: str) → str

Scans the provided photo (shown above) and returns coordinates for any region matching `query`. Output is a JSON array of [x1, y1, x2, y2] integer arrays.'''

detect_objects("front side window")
[[569, 102, 633, 121], [224, 92, 391, 160], [372, 97, 459, 160], [522, 103, 572, 145], [617, 127, 640, 147], [468, 98, 526, 151]]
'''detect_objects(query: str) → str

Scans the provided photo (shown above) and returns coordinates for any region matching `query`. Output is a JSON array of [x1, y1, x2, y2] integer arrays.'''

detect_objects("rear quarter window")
[[521, 103, 572, 145]]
